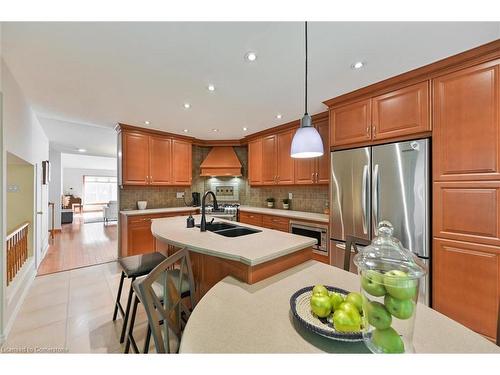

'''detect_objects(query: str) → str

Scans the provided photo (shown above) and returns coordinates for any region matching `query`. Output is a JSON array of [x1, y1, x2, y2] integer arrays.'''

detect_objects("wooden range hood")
[[200, 147, 242, 177]]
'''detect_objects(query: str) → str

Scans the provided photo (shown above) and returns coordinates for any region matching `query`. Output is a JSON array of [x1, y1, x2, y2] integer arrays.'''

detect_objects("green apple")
[[365, 301, 392, 330], [338, 301, 361, 320], [371, 327, 405, 353], [333, 309, 361, 332], [384, 294, 415, 320], [329, 292, 344, 311], [312, 284, 329, 297], [383, 270, 417, 300], [345, 292, 363, 313], [310, 294, 331, 318], [361, 270, 386, 297]]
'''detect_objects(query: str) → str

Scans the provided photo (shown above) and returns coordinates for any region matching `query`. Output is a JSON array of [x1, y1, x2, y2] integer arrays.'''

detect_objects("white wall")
[[48, 147, 62, 229], [1, 58, 50, 342], [63, 168, 116, 200]]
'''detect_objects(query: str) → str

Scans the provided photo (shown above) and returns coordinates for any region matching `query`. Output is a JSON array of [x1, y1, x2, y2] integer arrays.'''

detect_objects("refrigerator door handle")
[[361, 165, 368, 234], [373, 163, 380, 233]]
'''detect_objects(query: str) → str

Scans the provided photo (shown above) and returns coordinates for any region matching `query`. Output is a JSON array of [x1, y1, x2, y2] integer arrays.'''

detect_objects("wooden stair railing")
[[6, 222, 30, 286]]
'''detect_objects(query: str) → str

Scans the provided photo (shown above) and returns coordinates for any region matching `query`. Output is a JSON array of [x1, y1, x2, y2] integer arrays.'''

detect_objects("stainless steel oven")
[[289, 220, 329, 256]]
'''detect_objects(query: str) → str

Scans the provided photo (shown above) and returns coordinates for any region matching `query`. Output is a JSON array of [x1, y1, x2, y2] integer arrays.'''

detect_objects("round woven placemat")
[[290, 286, 363, 342]]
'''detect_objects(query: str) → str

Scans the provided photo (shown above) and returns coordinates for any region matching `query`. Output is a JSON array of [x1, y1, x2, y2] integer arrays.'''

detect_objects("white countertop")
[[239, 205, 329, 223], [151, 215, 317, 266], [179, 261, 500, 353], [120, 206, 198, 216]]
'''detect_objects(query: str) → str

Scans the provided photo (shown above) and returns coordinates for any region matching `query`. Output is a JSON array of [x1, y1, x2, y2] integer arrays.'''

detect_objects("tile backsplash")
[[119, 145, 329, 214]]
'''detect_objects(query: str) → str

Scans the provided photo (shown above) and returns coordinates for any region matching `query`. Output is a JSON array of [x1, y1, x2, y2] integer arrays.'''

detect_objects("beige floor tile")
[[68, 290, 113, 317], [10, 302, 68, 334], [29, 276, 69, 296], [21, 288, 69, 313], [4, 320, 67, 353], [67, 310, 123, 353]]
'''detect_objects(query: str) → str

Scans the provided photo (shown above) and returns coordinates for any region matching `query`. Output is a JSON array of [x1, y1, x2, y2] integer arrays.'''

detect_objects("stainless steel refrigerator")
[[330, 139, 430, 305]]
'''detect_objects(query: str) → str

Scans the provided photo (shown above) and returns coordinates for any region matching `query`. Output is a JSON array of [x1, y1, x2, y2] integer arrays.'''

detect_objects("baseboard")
[[3, 260, 37, 343]]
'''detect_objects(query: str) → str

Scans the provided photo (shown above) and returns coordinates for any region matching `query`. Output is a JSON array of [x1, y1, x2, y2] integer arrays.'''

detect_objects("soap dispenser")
[[186, 214, 195, 228]]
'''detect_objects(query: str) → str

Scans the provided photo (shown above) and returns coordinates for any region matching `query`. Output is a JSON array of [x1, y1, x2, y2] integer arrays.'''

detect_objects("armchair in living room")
[[103, 200, 118, 225]]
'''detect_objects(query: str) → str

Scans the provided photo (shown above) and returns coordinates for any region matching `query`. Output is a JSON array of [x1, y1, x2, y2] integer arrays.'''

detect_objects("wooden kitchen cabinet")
[[276, 129, 295, 184], [433, 238, 500, 340], [122, 132, 150, 185], [330, 99, 372, 147], [315, 119, 330, 184], [261, 135, 278, 185], [294, 117, 329, 185], [433, 60, 500, 181], [120, 210, 198, 257], [119, 129, 192, 187], [372, 81, 430, 140], [248, 138, 263, 185], [257, 130, 296, 186], [434, 181, 500, 246], [329, 82, 430, 147], [262, 214, 290, 232], [172, 139, 192, 185], [127, 217, 156, 256], [239, 211, 263, 227], [149, 135, 172, 185]]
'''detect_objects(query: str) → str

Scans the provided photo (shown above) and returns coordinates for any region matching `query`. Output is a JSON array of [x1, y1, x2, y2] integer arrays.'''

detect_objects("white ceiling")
[[61, 153, 116, 170], [42, 117, 116, 157], [3, 22, 500, 144]]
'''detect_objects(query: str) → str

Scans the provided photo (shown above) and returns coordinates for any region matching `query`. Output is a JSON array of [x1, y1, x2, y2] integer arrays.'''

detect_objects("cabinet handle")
[[372, 125, 376, 138], [311, 172, 314, 182], [366, 126, 369, 135]]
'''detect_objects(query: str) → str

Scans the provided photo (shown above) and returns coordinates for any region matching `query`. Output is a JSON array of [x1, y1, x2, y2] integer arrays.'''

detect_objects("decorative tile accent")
[[119, 145, 329, 214]]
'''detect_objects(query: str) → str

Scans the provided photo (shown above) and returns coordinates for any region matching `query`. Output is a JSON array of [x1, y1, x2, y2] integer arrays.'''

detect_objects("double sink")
[[195, 222, 262, 237]]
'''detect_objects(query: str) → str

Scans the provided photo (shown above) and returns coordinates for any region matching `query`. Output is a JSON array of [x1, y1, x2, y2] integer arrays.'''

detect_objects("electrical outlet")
[[7, 184, 20, 193], [176, 192, 185, 199], [288, 192, 293, 200]]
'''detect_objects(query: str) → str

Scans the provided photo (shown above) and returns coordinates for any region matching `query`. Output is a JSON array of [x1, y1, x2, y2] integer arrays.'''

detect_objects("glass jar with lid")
[[353, 221, 426, 353]]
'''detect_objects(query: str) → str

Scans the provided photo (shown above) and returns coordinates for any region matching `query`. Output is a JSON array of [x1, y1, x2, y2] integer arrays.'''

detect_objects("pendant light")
[[290, 21, 324, 159]]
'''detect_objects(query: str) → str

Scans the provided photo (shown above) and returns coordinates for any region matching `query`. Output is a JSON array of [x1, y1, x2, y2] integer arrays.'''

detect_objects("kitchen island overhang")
[[151, 215, 317, 297]]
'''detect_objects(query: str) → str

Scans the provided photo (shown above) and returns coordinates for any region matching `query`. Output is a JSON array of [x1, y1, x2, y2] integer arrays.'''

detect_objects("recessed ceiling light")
[[207, 84, 216, 92], [144, 121, 150, 125], [183, 103, 191, 109], [244, 51, 257, 62], [243, 127, 248, 131], [276, 114, 282, 119], [183, 129, 189, 133], [77, 148, 87, 153], [351, 61, 365, 69], [212, 128, 219, 132]]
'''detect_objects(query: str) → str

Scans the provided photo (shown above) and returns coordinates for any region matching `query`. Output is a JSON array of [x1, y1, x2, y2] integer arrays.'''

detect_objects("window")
[[83, 176, 117, 204]]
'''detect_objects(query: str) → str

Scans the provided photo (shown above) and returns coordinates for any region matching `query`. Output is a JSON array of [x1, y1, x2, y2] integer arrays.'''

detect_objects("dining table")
[[179, 260, 500, 353]]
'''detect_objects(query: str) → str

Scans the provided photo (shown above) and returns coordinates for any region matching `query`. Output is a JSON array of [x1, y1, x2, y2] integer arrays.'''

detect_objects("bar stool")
[[125, 248, 197, 353], [112, 252, 166, 343]]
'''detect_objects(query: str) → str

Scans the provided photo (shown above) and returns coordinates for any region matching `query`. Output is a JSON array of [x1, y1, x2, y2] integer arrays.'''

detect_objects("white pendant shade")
[[290, 126, 324, 158]]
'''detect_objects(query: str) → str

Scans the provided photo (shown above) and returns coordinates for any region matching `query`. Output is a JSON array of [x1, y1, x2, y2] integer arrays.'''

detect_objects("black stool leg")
[[120, 276, 136, 343], [143, 325, 152, 354], [112, 271, 125, 321], [124, 295, 140, 354]]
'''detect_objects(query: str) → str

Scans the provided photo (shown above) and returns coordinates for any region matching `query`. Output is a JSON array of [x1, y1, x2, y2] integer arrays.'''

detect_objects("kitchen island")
[[151, 215, 316, 298], [179, 260, 500, 353]]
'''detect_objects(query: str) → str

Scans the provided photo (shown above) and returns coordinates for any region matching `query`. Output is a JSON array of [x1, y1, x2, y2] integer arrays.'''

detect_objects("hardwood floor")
[[38, 212, 118, 276]]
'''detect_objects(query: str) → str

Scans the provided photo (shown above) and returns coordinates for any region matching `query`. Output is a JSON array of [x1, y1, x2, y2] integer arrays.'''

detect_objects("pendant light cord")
[[304, 21, 308, 115]]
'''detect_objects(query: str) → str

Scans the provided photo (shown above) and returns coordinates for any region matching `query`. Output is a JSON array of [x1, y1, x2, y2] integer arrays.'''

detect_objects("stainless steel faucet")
[[200, 190, 218, 232]]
